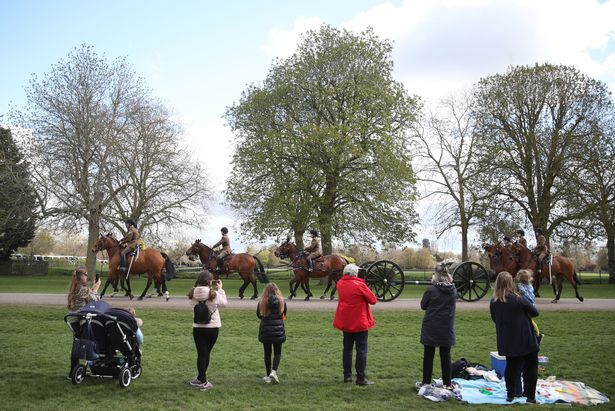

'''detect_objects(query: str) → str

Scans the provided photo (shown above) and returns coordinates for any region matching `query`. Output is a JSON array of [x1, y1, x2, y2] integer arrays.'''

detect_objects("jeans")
[[263, 342, 283, 375], [193, 327, 219, 383], [422, 345, 452, 386], [343, 331, 368, 380]]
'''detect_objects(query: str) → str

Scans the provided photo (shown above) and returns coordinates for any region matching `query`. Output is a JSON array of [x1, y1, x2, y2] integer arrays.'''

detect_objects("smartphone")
[[95, 273, 100, 282]]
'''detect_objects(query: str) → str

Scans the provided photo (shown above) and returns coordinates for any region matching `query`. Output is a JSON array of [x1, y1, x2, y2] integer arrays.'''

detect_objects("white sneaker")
[[269, 370, 279, 384], [263, 376, 271, 383]]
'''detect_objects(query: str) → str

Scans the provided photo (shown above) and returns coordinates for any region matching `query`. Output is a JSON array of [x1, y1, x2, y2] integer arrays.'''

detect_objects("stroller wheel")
[[118, 365, 132, 388], [130, 364, 142, 379], [70, 364, 86, 385]]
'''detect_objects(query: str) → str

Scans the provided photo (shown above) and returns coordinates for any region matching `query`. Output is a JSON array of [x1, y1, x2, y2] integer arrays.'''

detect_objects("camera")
[[95, 273, 100, 282]]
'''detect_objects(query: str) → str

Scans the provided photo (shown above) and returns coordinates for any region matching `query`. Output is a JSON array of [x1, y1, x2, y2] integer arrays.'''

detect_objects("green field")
[[2, 273, 615, 300], [0, 306, 613, 410]]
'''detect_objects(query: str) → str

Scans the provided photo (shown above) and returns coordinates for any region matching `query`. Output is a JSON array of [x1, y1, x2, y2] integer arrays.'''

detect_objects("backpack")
[[193, 301, 217, 324]]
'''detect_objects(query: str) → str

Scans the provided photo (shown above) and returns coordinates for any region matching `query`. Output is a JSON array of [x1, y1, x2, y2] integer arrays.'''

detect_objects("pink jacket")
[[189, 286, 227, 328]]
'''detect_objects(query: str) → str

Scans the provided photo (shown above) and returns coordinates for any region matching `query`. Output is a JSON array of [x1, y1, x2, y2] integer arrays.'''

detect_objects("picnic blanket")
[[451, 376, 609, 405]]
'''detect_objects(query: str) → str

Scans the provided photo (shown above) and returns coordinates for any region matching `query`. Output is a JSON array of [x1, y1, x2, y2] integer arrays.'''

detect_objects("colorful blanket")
[[452, 377, 609, 405]]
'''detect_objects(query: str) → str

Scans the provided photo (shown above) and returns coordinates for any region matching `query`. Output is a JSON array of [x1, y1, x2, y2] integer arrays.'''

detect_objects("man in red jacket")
[[333, 263, 377, 386]]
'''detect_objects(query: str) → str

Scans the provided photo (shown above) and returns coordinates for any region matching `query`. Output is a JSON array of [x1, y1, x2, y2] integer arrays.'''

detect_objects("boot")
[[308, 258, 313, 272], [216, 257, 223, 273], [119, 254, 127, 273]]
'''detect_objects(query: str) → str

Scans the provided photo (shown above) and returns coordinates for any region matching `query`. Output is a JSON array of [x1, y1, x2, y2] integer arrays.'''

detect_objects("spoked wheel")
[[130, 364, 142, 379], [70, 364, 86, 385], [364, 260, 405, 301], [451, 261, 490, 302], [118, 365, 132, 388]]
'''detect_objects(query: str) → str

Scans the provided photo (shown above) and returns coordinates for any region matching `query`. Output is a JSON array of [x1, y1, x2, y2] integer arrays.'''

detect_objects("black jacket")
[[490, 293, 540, 357], [420, 282, 457, 347], [257, 295, 287, 344]]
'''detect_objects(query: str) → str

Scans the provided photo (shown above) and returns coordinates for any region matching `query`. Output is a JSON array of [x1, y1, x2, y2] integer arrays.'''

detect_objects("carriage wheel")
[[365, 260, 405, 302], [118, 365, 132, 388], [70, 364, 86, 385], [452, 261, 490, 302]]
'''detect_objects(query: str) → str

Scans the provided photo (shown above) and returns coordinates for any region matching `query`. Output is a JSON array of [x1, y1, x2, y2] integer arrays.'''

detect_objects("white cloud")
[[260, 16, 325, 58]]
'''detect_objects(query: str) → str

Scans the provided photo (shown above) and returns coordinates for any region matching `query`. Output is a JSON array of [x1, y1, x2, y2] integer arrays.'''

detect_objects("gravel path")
[[1, 293, 613, 311]]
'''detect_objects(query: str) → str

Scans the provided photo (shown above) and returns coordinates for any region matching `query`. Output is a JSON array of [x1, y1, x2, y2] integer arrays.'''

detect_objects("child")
[[128, 307, 144, 346], [516, 270, 542, 342], [257, 283, 287, 384], [418, 264, 456, 389]]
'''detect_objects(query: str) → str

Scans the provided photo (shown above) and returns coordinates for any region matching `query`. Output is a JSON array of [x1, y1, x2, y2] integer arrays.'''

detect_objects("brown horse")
[[92, 234, 176, 300], [483, 241, 583, 302], [185, 239, 267, 300], [273, 238, 347, 300]]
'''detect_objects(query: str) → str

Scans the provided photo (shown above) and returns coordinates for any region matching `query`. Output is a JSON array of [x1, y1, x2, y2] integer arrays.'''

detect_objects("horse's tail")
[[253, 255, 269, 283], [161, 252, 176, 281], [573, 270, 581, 286]]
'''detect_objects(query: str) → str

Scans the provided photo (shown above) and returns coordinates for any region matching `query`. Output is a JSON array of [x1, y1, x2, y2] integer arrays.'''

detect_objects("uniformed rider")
[[516, 229, 528, 248], [119, 218, 141, 273], [212, 227, 231, 272], [304, 229, 323, 272], [533, 228, 549, 273]]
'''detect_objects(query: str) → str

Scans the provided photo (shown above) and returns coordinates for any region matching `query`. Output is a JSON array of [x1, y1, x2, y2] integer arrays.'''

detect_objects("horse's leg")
[[570, 271, 584, 302], [250, 274, 258, 300], [99, 278, 112, 298], [139, 276, 153, 300], [330, 279, 339, 300], [533, 272, 541, 298], [238, 278, 248, 299], [288, 278, 296, 300], [125, 276, 134, 300], [302, 279, 312, 301], [160, 278, 170, 301], [551, 274, 563, 303], [121, 277, 130, 296], [321, 276, 332, 299]]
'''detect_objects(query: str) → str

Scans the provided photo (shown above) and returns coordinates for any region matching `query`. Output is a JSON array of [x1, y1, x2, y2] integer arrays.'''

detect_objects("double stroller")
[[64, 300, 142, 388]]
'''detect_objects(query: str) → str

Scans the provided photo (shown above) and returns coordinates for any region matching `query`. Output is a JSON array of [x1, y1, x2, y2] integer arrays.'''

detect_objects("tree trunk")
[[461, 220, 469, 262], [607, 235, 615, 284], [319, 213, 333, 255], [86, 218, 100, 280]]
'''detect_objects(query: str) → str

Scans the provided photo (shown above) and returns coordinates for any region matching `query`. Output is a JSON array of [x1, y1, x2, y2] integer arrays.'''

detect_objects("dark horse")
[[483, 241, 583, 303], [274, 238, 347, 300], [92, 234, 176, 300], [185, 239, 268, 300]]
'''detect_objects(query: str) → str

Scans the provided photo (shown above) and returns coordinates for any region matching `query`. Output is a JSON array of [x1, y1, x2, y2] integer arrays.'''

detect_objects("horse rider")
[[533, 228, 549, 274], [119, 218, 141, 273], [212, 227, 231, 273], [516, 229, 528, 248], [304, 229, 322, 272]]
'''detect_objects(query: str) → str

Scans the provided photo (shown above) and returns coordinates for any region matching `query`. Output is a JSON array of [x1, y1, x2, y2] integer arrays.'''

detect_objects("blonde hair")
[[493, 271, 518, 302], [432, 264, 453, 284], [517, 269, 532, 285], [67, 266, 89, 309], [259, 283, 285, 317], [188, 270, 217, 301]]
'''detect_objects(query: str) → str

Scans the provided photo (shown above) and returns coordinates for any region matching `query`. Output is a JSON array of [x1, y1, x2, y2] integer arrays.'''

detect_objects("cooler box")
[[490, 351, 506, 377]]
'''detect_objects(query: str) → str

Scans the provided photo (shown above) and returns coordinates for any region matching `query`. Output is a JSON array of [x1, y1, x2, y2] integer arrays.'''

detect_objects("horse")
[[185, 239, 268, 300], [483, 241, 583, 302], [92, 234, 176, 300], [273, 237, 347, 300]]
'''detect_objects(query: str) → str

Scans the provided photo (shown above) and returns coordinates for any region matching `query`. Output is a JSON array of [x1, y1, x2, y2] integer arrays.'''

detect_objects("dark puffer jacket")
[[420, 282, 457, 347], [257, 295, 287, 344]]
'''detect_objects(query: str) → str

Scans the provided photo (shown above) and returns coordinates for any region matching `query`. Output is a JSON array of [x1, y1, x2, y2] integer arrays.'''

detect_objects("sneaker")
[[269, 370, 279, 384], [263, 376, 272, 384], [188, 378, 204, 386], [200, 381, 214, 391], [415, 381, 429, 390], [356, 378, 374, 386], [343, 376, 352, 383]]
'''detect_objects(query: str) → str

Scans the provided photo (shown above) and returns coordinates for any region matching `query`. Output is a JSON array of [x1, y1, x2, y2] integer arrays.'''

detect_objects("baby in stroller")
[[64, 300, 142, 387]]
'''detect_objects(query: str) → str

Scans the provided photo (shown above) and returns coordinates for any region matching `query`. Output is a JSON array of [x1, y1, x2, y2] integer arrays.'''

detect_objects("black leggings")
[[193, 327, 219, 383], [505, 352, 538, 400], [422, 345, 452, 386], [263, 342, 283, 375]]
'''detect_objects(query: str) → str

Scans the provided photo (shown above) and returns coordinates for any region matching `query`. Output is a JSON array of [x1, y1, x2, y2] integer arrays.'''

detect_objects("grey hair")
[[343, 263, 359, 277], [432, 264, 453, 284]]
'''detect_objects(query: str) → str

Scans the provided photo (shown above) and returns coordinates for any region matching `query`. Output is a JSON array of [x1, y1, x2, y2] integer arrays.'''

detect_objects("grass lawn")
[[0, 306, 613, 410], [1, 274, 615, 300]]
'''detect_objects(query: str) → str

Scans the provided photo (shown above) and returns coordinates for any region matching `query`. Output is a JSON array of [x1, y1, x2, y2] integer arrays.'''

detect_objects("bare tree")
[[415, 94, 492, 260]]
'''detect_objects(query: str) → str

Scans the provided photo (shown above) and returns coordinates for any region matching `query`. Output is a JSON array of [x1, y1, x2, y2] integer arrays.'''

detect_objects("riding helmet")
[[310, 229, 320, 237], [221, 227, 228, 234], [535, 228, 543, 235], [516, 229, 525, 236], [125, 218, 137, 228]]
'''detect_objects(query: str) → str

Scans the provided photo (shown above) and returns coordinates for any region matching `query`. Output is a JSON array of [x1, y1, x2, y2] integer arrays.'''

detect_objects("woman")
[[67, 267, 100, 312], [187, 270, 228, 391], [419, 264, 456, 389], [257, 283, 287, 384], [490, 271, 540, 403], [333, 263, 377, 386]]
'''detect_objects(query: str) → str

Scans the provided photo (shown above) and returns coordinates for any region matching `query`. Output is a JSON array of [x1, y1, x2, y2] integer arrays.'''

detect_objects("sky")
[[1, 0, 615, 252]]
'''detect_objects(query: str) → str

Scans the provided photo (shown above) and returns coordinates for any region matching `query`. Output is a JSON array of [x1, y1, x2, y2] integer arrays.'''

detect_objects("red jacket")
[[333, 276, 377, 332]]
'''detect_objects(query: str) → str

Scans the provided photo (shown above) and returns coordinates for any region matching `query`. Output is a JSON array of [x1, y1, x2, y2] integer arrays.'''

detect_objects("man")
[[119, 218, 140, 273], [304, 230, 322, 272], [212, 227, 231, 272], [516, 229, 527, 248], [533, 228, 549, 274]]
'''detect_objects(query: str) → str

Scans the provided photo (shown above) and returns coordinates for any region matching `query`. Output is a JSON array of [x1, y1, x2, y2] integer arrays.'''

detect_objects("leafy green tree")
[[474, 64, 613, 244], [225, 25, 419, 253], [0, 127, 37, 260]]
